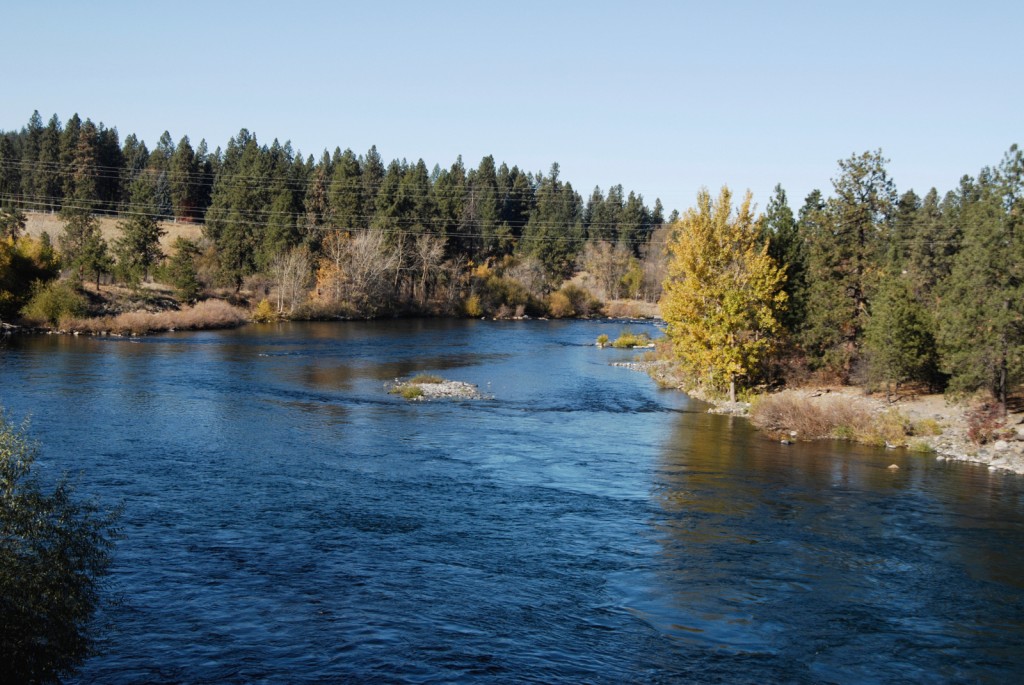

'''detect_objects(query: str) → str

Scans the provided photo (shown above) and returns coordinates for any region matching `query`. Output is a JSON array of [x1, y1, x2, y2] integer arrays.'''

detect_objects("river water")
[[2, 320, 1023, 683]]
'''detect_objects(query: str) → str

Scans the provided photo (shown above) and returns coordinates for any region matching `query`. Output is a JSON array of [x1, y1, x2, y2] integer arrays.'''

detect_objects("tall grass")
[[66, 300, 248, 336]]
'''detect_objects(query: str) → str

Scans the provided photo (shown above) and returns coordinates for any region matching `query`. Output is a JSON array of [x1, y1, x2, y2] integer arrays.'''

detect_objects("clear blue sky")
[[2, 0, 1019, 215]]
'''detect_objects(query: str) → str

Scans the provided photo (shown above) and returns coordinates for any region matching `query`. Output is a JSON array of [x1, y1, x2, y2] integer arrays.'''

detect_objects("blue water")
[[2, 319, 1023, 683]]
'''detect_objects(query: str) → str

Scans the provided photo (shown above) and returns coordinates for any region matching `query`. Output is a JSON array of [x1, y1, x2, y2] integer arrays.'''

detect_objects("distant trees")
[[660, 187, 786, 402]]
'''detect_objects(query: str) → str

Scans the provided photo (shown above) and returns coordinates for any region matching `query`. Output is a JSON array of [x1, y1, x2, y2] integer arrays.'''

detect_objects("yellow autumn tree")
[[660, 186, 786, 402]]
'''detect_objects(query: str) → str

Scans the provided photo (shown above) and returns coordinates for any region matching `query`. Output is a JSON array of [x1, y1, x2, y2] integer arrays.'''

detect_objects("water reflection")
[[645, 407, 1024, 681]]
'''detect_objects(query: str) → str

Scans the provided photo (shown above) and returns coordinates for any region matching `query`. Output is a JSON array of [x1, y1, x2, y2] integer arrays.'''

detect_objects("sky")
[[1, 0, 1020, 215]]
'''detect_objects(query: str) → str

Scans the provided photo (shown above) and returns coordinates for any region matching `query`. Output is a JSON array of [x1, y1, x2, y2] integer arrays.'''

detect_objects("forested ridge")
[[0, 111, 665, 288], [1, 110, 1022, 406]]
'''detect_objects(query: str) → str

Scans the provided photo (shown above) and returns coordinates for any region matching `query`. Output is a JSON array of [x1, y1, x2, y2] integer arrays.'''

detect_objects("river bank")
[[623, 359, 1024, 475]]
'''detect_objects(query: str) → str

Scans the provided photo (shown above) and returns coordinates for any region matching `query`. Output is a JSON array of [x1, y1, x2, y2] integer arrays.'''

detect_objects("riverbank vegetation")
[[656, 145, 1024, 424], [1, 111, 1021, 425], [0, 111, 668, 332], [0, 411, 121, 682]]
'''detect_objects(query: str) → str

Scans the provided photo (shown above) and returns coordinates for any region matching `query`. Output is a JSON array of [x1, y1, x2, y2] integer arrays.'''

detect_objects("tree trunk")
[[729, 377, 736, 404]]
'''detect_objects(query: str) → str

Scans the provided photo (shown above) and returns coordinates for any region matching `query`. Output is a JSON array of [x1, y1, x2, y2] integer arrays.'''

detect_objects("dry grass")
[[23, 211, 202, 252], [66, 299, 248, 336], [602, 299, 660, 319], [751, 390, 927, 446], [750, 390, 874, 440]]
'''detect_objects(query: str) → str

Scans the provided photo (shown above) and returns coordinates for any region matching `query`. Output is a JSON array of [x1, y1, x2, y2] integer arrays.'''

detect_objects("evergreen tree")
[[302, 151, 332, 245], [0, 135, 21, 204], [38, 115, 63, 211], [327, 149, 362, 230], [888, 189, 920, 269], [203, 129, 269, 289], [521, 163, 583, 277], [763, 184, 806, 332], [94, 123, 123, 211], [0, 204, 27, 241], [59, 207, 111, 288], [801, 151, 896, 377], [864, 274, 939, 399], [149, 131, 175, 218], [113, 172, 165, 285], [170, 135, 198, 220], [17, 111, 43, 205], [433, 156, 467, 251], [660, 186, 787, 401], [58, 114, 82, 203], [360, 145, 385, 219], [906, 187, 958, 301], [938, 146, 1024, 406], [162, 237, 202, 303]]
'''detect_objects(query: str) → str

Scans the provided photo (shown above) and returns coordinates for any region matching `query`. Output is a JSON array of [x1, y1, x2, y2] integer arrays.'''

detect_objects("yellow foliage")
[[252, 298, 277, 323], [472, 262, 492, 279], [464, 294, 483, 317], [547, 291, 574, 318], [659, 187, 786, 396]]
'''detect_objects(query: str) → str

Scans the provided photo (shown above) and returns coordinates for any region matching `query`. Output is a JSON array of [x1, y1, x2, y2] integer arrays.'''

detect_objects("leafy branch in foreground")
[[0, 412, 121, 683]]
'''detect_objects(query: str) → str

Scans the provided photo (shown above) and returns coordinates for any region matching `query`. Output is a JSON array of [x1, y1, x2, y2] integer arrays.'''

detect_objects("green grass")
[[390, 384, 424, 400], [409, 373, 443, 384]]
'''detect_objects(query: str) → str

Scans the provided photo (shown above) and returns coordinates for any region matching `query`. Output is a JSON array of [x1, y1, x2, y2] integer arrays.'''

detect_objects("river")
[[2, 320, 1023, 683]]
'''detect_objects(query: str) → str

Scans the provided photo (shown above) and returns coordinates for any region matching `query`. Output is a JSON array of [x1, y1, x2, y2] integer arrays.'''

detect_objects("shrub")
[[966, 402, 1008, 445], [464, 294, 483, 318], [750, 390, 873, 440], [547, 291, 574, 318], [858, 408, 912, 446], [252, 298, 277, 323], [389, 384, 424, 400], [20, 280, 88, 327], [409, 374, 443, 384], [612, 331, 652, 348], [596, 334, 609, 347], [912, 417, 943, 437], [908, 439, 935, 454], [559, 283, 603, 318], [0, 411, 120, 683], [65, 299, 248, 336]]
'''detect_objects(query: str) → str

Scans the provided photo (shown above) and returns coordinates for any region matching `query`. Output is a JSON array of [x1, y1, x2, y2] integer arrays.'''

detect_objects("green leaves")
[[1, 412, 120, 683]]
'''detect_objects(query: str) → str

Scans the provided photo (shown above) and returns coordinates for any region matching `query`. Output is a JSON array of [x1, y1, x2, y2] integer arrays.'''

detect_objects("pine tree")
[[162, 237, 202, 303], [763, 184, 806, 332], [38, 115, 63, 211], [938, 146, 1024, 406], [660, 186, 787, 402], [864, 274, 939, 399], [113, 173, 165, 286], [60, 208, 111, 288], [0, 135, 21, 204], [18, 111, 43, 205], [521, 163, 583, 278], [170, 135, 198, 221], [801, 151, 896, 377]]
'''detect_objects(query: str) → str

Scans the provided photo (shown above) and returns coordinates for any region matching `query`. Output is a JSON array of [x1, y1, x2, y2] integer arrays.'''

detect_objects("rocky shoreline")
[[615, 360, 1024, 475], [387, 378, 488, 401]]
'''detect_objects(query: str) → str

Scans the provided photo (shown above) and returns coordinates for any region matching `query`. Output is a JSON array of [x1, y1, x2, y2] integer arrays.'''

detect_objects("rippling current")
[[2, 319, 1024, 683]]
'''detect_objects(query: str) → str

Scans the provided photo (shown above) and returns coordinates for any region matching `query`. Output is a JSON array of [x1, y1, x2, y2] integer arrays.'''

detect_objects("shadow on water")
[[628, 409, 1024, 683]]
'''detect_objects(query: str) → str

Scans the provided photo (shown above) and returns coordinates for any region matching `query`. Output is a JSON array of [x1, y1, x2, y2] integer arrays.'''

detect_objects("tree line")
[[0, 111, 667, 312], [662, 146, 1023, 407]]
